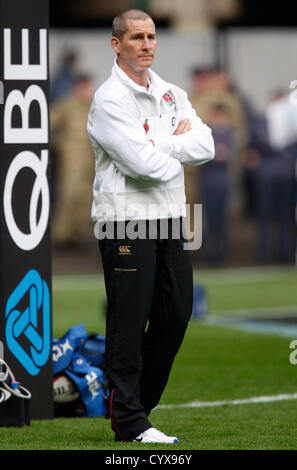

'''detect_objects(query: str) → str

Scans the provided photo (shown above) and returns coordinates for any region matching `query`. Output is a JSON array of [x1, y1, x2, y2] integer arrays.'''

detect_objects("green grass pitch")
[[1, 266, 297, 450]]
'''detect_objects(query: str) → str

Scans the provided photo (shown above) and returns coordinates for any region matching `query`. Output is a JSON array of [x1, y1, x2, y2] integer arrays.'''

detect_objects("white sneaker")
[[133, 427, 178, 444]]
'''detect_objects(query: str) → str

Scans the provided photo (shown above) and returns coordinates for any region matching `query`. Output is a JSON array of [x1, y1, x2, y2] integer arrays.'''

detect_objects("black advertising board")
[[0, 0, 53, 420]]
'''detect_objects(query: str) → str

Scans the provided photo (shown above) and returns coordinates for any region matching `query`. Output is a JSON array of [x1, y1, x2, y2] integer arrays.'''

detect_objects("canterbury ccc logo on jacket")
[[87, 58, 215, 223]]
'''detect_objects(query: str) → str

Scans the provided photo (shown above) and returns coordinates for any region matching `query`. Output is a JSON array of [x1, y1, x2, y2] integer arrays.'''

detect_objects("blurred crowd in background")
[[49, 0, 297, 268]]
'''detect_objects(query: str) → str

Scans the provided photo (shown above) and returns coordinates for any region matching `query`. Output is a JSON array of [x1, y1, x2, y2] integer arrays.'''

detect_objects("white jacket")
[[87, 59, 215, 222]]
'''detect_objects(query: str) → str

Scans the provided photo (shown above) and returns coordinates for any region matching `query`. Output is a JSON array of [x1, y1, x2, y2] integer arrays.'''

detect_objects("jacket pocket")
[[96, 163, 125, 215]]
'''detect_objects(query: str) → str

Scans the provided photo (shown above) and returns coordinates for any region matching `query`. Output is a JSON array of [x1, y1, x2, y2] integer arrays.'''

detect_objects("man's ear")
[[111, 37, 120, 55]]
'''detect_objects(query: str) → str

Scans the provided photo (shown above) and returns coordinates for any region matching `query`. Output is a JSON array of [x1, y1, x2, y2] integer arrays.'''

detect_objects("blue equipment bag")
[[52, 324, 88, 375], [191, 284, 208, 320], [80, 334, 106, 367], [52, 324, 108, 417], [65, 353, 107, 417]]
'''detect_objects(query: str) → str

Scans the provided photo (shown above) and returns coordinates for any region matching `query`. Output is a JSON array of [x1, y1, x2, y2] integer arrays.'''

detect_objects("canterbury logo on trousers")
[[118, 245, 132, 255]]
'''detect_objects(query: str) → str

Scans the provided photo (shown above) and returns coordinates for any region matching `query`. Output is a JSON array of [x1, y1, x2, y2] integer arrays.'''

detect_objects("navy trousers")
[[99, 218, 193, 441]]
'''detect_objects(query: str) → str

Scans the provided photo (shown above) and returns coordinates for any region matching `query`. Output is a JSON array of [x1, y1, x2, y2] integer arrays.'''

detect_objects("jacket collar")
[[112, 57, 172, 101]]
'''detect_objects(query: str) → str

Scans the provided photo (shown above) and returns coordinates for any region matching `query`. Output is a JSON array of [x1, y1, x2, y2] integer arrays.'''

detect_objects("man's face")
[[112, 18, 157, 72]]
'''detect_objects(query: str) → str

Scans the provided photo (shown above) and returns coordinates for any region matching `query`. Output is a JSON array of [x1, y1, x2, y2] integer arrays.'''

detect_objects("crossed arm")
[[88, 95, 214, 183]]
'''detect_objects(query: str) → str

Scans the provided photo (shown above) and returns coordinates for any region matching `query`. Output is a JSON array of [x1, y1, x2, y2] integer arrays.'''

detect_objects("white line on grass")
[[211, 305, 297, 317], [156, 392, 297, 409], [202, 314, 297, 338]]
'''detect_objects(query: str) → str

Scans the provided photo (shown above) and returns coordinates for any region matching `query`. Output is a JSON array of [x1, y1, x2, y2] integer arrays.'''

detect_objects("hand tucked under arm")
[[173, 118, 192, 136], [151, 119, 191, 151], [154, 114, 214, 166]]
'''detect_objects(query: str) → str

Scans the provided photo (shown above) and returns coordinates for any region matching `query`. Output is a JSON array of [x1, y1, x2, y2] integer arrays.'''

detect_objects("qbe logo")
[[5, 269, 51, 376], [3, 150, 49, 250], [2, 28, 49, 250]]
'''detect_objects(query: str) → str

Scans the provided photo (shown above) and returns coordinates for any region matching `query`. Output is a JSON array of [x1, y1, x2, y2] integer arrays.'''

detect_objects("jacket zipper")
[[113, 168, 120, 215], [156, 95, 174, 219]]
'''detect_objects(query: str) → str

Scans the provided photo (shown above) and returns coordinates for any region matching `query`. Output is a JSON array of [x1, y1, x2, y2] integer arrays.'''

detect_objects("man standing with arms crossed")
[[87, 9, 214, 444]]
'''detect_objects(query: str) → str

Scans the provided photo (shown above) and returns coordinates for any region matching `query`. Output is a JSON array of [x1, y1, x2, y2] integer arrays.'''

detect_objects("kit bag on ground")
[[52, 324, 108, 418]]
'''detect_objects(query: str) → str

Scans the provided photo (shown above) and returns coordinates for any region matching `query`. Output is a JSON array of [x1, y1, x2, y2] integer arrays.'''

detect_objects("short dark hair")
[[112, 9, 153, 41]]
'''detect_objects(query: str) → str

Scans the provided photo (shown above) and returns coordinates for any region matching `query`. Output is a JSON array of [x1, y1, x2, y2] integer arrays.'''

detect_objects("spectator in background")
[[50, 51, 79, 104], [50, 51, 81, 212], [183, 68, 215, 212], [50, 74, 95, 249], [242, 91, 297, 264], [200, 103, 236, 264], [190, 66, 249, 264], [190, 67, 248, 152]]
